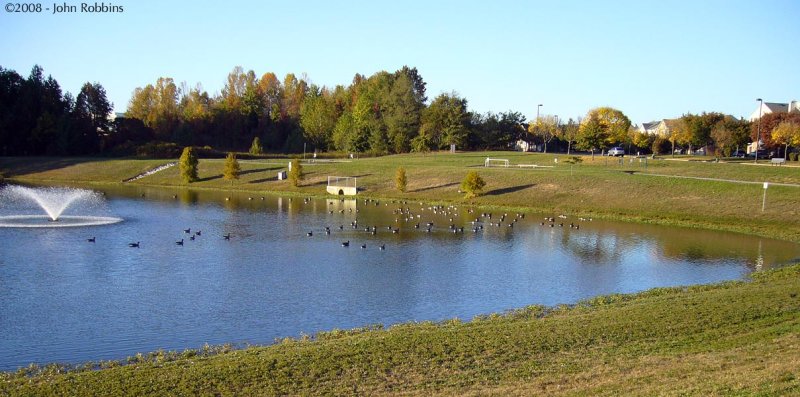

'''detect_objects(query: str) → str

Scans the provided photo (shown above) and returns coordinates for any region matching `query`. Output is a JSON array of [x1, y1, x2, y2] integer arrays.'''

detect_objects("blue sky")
[[2, 0, 798, 125]]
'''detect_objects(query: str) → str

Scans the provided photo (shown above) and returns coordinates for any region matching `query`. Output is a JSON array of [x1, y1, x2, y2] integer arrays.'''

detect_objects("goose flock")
[[86, 196, 587, 250]]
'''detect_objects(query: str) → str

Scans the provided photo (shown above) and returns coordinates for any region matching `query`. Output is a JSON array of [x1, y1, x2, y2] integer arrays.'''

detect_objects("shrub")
[[395, 166, 407, 193], [460, 171, 486, 198], [136, 141, 181, 158], [790, 152, 798, 161], [223, 152, 240, 183], [179, 147, 199, 183], [288, 159, 303, 187]]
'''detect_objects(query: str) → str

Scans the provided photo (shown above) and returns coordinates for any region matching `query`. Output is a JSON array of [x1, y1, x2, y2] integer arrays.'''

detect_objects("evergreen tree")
[[179, 146, 199, 183], [288, 158, 303, 187], [395, 166, 407, 193], [249, 136, 263, 155], [223, 152, 240, 183], [460, 171, 486, 198]]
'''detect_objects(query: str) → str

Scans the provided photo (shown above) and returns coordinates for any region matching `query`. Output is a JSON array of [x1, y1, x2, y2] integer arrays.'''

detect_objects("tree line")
[[2, 64, 799, 158], [0, 65, 112, 155]]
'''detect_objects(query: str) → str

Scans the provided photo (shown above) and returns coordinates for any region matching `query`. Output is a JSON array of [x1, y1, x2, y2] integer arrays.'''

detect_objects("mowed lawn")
[[2, 152, 798, 242]]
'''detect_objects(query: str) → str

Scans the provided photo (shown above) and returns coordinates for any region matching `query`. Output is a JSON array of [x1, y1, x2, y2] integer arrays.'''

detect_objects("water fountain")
[[0, 185, 122, 227]]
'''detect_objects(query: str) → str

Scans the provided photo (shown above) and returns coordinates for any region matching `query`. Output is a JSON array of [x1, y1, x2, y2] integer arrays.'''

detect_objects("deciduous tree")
[[771, 121, 800, 159]]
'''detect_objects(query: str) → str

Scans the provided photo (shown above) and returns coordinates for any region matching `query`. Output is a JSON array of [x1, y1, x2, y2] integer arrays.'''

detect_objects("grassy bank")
[[2, 152, 799, 242], [2, 265, 799, 396]]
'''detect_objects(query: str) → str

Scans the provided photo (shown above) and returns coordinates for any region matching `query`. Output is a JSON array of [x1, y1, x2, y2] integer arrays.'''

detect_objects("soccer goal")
[[484, 158, 510, 168]]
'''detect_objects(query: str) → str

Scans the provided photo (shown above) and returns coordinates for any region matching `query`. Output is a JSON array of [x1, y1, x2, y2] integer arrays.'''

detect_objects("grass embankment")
[[2, 152, 798, 242], [2, 265, 799, 396]]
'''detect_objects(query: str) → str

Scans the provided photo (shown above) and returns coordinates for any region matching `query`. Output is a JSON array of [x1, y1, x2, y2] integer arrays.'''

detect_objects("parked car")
[[731, 150, 747, 158], [607, 147, 625, 156], [746, 150, 772, 159]]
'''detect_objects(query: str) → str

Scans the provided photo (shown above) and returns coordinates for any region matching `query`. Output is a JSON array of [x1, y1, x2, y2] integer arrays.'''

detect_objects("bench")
[[771, 158, 786, 166]]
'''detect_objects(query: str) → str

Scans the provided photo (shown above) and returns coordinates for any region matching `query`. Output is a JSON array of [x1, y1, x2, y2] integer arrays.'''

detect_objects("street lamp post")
[[536, 104, 542, 152], [755, 98, 763, 163]]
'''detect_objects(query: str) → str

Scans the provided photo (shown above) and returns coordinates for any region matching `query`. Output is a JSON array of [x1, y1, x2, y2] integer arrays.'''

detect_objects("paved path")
[[630, 172, 800, 188]]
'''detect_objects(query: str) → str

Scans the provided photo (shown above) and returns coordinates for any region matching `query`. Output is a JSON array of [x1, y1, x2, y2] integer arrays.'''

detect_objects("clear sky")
[[2, 0, 798, 125]]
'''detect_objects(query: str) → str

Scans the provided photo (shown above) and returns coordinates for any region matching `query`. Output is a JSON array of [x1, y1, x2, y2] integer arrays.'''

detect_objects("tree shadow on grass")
[[197, 174, 223, 182], [485, 183, 536, 196], [250, 177, 277, 184], [241, 167, 282, 176], [410, 182, 460, 193], [0, 157, 111, 178]]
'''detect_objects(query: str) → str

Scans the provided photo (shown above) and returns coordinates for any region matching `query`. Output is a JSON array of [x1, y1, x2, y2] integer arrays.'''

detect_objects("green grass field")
[[2, 265, 798, 396], [2, 152, 798, 242]]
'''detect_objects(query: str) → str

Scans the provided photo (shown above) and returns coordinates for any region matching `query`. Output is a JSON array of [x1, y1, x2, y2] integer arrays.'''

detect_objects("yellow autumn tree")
[[771, 121, 800, 159]]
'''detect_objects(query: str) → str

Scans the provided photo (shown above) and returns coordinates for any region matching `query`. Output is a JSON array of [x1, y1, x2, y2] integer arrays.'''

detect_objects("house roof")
[[642, 121, 661, 131], [763, 102, 789, 113]]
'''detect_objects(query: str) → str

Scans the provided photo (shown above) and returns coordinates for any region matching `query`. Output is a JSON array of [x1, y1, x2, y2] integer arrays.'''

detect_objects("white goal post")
[[484, 158, 510, 167]]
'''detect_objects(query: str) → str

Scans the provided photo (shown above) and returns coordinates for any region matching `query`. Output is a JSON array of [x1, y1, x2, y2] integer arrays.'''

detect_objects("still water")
[[1, 185, 798, 371]]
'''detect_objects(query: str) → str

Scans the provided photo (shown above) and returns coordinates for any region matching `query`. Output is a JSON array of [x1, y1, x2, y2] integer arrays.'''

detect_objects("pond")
[[1, 184, 798, 371]]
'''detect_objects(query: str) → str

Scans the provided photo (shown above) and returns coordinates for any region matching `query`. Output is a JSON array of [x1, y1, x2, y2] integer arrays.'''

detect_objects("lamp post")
[[755, 98, 763, 163], [536, 104, 542, 152]]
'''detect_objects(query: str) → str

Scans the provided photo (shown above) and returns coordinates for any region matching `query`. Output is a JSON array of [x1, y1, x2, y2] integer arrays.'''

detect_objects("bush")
[[136, 141, 181, 158], [460, 171, 486, 198], [395, 167, 407, 193], [790, 152, 798, 161], [179, 147, 199, 183], [288, 159, 303, 187]]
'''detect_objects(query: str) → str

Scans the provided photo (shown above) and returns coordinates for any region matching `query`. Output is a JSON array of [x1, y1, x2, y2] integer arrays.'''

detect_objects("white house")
[[749, 100, 799, 121], [638, 119, 681, 137]]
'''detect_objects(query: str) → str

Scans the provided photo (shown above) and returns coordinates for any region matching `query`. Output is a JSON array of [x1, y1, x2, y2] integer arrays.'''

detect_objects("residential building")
[[749, 100, 799, 121], [638, 118, 681, 137]]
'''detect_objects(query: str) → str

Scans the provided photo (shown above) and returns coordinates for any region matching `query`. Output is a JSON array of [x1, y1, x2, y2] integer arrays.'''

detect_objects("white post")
[[762, 182, 768, 212]]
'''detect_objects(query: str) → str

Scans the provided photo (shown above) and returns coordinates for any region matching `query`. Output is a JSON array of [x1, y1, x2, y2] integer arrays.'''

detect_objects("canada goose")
[[307, 231, 313, 237], [379, 244, 385, 250], [195, 230, 201, 236], [361, 244, 367, 249], [223, 233, 231, 240], [341, 241, 350, 247], [128, 242, 140, 248], [325, 230, 331, 235], [184, 229, 191, 234], [87, 237, 96, 243], [176, 239, 184, 246], [189, 235, 195, 241]]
